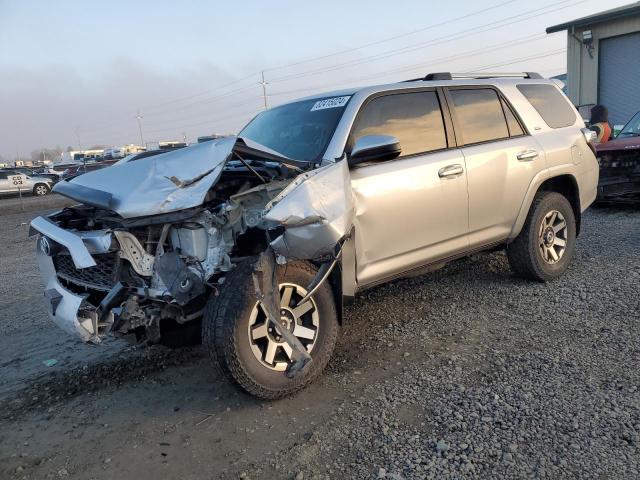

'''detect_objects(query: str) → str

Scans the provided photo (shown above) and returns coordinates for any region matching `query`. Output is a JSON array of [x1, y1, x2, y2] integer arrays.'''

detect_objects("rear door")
[[348, 88, 469, 286], [444, 86, 545, 249]]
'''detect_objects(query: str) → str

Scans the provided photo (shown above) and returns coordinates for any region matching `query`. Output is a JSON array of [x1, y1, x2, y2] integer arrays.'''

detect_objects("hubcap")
[[36, 186, 47, 195], [538, 210, 568, 264], [247, 283, 319, 371]]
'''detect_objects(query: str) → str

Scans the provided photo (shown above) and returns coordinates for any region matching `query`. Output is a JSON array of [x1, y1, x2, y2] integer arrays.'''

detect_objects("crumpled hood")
[[53, 136, 289, 219]]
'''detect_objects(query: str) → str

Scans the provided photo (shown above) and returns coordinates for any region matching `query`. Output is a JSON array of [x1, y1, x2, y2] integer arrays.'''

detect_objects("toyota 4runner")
[[30, 72, 599, 398]]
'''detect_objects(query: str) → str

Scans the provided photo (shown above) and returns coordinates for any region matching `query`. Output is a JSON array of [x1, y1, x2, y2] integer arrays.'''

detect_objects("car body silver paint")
[[32, 76, 599, 345], [264, 160, 354, 260], [64, 136, 287, 219]]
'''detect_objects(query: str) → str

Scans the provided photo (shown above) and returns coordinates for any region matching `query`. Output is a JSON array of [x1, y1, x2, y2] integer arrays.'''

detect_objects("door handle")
[[516, 149, 539, 161], [438, 164, 464, 178]]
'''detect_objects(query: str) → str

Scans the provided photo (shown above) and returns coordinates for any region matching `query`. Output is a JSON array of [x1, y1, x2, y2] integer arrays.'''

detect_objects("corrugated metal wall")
[[565, 14, 640, 119], [598, 31, 640, 125]]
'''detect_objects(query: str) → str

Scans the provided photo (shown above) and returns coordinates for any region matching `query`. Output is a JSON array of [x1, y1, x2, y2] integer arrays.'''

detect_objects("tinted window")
[[351, 91, 447, 157], [501, 98, 525, 136], [240, 96, 349, 161], [517, 83, 576, 128], [0, 172, 7, 180], [449, 89, 509, 145]]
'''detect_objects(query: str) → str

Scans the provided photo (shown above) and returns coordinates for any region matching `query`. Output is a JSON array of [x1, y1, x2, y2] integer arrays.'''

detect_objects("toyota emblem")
[[40, 236, 52, 256]]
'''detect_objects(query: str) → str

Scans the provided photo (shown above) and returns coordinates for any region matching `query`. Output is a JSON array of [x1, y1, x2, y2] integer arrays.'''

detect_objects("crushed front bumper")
[[30, 216, 114, 343]]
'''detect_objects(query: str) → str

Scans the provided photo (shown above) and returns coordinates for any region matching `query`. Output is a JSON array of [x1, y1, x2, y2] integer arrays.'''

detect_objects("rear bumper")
[[30, 216, 113, 343]]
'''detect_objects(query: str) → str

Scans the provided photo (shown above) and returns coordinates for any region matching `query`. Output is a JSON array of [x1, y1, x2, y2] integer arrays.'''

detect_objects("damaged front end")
[[597, 143, 640, 204], [30, 136, 354, 347]]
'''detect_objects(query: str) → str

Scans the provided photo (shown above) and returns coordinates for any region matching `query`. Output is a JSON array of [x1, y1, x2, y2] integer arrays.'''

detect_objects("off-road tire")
[[202, 260, 339, 399], [507, 191, 576, 282], [33, 183, 50, 196]]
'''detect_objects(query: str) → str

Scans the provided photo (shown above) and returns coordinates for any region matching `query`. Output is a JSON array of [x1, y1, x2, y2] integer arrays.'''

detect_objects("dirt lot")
[[0, 196, 638, 480]]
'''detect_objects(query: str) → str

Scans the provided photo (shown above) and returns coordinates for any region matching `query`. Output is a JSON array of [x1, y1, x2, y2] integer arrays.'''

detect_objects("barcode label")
[[310, 96, 350, 111]]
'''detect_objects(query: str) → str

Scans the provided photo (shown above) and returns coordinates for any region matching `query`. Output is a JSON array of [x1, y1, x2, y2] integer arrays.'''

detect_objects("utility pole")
[[74, 127, 83, 151], [136, 110, 145, 147], [259, 71, 269, 110]]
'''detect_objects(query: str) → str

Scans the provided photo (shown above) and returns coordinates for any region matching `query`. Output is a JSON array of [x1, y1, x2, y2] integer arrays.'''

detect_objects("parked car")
[[30, 72, 598, 399], [0, 169, 54, 196], [61, 161, 117, 180], [8, 167, 60, 184], [596, 110, 640, 203], [112, 148, 179, 167]]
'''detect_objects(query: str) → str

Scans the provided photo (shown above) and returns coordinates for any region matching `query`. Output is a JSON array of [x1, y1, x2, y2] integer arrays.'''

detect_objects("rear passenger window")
[[516, 83, 576, 128], [351, 91, 447, 157], [449, 88, 510, 145]]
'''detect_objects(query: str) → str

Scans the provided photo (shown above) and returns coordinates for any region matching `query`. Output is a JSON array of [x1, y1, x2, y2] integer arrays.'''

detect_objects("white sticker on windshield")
[[310, 96, 350, 111]]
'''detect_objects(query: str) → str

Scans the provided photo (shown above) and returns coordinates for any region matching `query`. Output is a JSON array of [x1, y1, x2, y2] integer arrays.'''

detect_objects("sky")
[[0, 0, 633, 160]]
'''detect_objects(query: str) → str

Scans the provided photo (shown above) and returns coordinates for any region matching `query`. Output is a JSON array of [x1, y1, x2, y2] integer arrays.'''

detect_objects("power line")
[[266, 33, 550, 99], [76, 0, 524, 129], [261, 0, 521, 73], [267, 0, 581, 84], [73, 0, 579, 146]]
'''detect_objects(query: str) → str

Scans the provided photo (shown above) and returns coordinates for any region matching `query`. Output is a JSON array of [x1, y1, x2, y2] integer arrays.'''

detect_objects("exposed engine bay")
[[30, 137, 353, 357]]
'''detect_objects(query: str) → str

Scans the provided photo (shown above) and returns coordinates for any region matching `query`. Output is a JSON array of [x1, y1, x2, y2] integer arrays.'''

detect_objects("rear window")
[[516, 84, 576, 129]]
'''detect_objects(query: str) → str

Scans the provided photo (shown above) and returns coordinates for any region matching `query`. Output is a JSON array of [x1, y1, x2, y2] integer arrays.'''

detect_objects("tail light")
[[581, 127, 597, 156]]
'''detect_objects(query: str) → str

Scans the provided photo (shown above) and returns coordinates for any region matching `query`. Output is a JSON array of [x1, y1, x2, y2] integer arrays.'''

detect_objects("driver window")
[[351, 91, 447, 157]]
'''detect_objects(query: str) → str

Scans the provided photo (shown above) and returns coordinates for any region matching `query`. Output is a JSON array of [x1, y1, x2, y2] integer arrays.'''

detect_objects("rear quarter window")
[[516, 83, 576, 129]]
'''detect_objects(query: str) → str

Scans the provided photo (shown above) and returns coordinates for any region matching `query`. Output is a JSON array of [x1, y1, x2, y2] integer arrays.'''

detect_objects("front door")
[[347, 89, 469, 286]]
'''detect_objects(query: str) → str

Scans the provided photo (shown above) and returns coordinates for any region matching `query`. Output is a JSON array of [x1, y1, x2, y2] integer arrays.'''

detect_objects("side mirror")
[[348, 135, 401, 166]]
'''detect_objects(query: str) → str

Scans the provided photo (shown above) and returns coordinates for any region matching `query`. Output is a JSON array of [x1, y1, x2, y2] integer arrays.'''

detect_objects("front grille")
[[53, 252, 119, 291]]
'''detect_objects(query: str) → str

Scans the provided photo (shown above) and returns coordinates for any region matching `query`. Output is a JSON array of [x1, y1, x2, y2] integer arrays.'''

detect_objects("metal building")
[[547, 2, 640, 125]]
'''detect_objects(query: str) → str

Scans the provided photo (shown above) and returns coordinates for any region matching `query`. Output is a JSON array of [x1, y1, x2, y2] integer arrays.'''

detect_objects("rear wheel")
[[202, 260, 339, 399], [33, 183, 50, 196], [507, 191, 576, 282]]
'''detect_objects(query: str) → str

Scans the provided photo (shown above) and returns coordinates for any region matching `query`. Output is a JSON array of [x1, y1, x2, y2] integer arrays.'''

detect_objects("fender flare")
[[508, 165, 579, 241]]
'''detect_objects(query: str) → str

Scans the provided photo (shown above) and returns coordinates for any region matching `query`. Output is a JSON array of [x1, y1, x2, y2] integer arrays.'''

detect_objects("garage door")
[[598, 31, 640, 126]]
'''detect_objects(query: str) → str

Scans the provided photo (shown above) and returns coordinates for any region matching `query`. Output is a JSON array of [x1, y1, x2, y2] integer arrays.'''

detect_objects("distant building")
[[547, 2, 640, 125]]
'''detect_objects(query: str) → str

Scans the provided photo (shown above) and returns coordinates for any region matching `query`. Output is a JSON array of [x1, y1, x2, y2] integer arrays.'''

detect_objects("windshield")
[[239, 96, 350, 161], [619, 111, 640, 137]]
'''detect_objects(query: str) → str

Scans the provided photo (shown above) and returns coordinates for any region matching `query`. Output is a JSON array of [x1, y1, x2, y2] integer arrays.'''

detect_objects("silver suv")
[[0, 170, 54, 196], [30, 72, 598, 398]]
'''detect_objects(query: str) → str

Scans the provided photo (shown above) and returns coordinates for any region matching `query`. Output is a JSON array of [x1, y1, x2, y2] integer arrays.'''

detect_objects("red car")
[[596, 111, 640, 203]]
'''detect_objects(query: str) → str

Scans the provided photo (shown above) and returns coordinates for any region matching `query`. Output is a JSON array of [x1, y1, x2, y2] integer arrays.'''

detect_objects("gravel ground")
[[0, 198, 638, 480]]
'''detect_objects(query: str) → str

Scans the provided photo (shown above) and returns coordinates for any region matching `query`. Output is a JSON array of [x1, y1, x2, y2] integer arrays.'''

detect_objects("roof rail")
[[406, 72, 544, 82]]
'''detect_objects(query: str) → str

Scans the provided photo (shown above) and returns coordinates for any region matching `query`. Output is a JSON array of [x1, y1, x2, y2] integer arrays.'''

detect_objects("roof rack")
[[405, 72, 544, 82]]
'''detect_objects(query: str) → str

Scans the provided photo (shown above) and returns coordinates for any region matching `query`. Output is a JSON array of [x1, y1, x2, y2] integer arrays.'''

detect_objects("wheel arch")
[[510, 171, 581, 241], [537, 175, 581, 236]]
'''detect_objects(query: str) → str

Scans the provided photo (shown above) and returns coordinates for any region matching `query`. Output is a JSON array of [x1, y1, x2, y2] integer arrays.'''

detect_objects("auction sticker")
[[311, 96, 350, 111]]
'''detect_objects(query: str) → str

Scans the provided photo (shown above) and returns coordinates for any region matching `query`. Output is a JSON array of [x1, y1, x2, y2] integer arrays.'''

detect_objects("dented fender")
[[263, 160, 355, 260]]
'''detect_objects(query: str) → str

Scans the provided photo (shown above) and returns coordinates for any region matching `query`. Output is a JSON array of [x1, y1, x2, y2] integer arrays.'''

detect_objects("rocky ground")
[[0, 196, 638, 480]]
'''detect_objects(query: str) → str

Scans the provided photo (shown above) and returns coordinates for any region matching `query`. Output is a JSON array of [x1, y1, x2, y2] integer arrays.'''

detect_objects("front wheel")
[[202, 260, 339, 399], [507, 191, 576, 282], [33, 183, 50, 196]]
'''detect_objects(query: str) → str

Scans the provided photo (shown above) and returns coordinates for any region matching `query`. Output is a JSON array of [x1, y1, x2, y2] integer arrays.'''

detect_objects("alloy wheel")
[[247, 283, 319, 371], [538, 210, 568, 264]]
